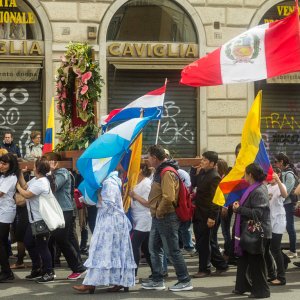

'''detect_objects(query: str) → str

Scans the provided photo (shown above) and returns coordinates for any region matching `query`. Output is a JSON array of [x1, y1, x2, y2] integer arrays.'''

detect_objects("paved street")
[[1, 219, 300, 299]]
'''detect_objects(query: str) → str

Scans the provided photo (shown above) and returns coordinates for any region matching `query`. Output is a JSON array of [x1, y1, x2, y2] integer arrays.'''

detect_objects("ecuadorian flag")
[[43, 97, 55, 154], [213, 91, 273, 207]]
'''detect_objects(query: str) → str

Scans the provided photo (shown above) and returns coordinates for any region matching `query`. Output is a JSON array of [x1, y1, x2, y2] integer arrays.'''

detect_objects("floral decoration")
[[55, 42, 104, 151]]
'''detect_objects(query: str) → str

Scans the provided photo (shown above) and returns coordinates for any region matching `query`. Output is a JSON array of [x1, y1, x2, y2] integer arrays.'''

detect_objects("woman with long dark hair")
[[16, 158, 54, 283], [232, 163, 271, 298], [274, 152, 297, 259], [0, 153, 19, 282]]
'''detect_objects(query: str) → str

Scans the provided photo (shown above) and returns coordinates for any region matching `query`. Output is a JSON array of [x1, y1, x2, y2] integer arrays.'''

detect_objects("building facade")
[[0, 0, 298, 166]]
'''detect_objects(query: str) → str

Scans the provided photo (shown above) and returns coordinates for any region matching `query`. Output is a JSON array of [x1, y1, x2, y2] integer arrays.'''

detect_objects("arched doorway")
[[104, 0, 201, 157], [253, 0, 300, 168], [0, 0, 51, 156]]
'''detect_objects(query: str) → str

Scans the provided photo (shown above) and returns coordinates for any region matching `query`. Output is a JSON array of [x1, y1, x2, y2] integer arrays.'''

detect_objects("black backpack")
[[283, 171, 300, 204]]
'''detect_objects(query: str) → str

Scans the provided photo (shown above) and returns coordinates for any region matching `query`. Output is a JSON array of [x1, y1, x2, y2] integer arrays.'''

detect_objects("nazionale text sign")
[[0, 0, 35, 24]]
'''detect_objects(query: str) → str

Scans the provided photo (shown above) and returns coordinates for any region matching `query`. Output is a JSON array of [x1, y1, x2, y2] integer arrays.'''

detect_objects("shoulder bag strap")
[[28, 201, 35, 222]]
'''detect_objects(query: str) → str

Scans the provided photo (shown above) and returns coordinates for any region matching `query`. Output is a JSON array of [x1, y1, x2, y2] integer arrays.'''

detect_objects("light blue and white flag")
[[77, 117, 152, 204]]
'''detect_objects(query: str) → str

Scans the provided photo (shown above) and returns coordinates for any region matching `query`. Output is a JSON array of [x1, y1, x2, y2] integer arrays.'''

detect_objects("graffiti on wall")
[[261, 111, 300, 172], [159, 100, 195, 145], [0, 87, 36, 156]]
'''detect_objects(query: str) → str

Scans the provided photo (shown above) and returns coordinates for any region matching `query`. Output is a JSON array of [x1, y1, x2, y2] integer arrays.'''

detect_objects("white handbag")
[[39, 188, 65, 231]]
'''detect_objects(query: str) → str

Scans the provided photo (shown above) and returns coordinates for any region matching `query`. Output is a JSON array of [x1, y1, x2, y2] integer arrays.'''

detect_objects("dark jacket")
[[237, 184, 272, 239], [149, 160, 180, 218], [1, 142, 21, 157], [190, 167, 221, 222]]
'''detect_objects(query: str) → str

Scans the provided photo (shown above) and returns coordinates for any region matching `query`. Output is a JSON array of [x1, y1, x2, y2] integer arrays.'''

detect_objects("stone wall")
[[38, 0, 273, 161]]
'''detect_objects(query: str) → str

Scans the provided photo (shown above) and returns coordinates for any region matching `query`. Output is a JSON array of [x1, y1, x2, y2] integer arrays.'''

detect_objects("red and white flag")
[[101, 84, 166, 126], [181, 0, 300, 87]]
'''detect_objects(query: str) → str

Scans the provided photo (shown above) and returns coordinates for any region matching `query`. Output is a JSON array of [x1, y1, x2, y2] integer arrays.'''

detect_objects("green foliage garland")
[[55, 42, 104, 151]]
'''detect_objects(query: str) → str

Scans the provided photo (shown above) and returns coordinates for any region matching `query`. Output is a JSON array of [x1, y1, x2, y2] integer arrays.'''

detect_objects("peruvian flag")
[[101, 83, 166, 131], [181, 0, 300, 87]]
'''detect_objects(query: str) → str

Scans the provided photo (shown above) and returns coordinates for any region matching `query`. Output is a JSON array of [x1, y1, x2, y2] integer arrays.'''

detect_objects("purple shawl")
[[234, 182, 262, 257]]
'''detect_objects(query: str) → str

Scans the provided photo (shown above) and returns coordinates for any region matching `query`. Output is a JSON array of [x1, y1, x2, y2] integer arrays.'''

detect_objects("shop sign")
[[0, 63, 41, 81], [267, 72, 300, 84], [0, 40, 43, 56], [0, 0, 35, 24], [261, 0, 298, 23], [107, 42, 198, 58]]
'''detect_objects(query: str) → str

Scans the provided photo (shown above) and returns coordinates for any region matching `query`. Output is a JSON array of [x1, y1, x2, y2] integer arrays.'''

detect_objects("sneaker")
[[182, 248, 197, 256], [36, 273, 55, 284], [135, 276, 139, 284], [0, 272, 14, 282], [169, 281, 193, 292], [286, 251, 298, 259], [214, 267, 229, 275], [25, 269, 42, 281], [141, 273, 167, 283], [142, 280, 165, 290], [80, 248, 89, 256], [190, 250, 199, 257], [293, 261, 300, 267], [67, 270, 86, 280], [141, 275, 152, 283]]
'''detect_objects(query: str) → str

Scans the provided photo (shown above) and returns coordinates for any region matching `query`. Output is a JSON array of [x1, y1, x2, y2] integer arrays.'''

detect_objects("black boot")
[[0, 271, 14, 282]]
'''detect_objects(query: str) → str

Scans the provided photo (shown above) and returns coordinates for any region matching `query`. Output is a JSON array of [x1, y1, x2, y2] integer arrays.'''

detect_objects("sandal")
[[10, 263, 26, 269]]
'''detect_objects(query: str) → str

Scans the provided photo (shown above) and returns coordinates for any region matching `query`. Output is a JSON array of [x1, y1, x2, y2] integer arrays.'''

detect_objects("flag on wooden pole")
[[43, 97, 55, 153]]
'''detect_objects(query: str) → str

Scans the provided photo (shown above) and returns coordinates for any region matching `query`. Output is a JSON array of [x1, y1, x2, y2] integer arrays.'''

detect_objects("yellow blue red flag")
[[213, 91, 273, 207], [122, 133, 143, 212], [43, 97, 55, 153]]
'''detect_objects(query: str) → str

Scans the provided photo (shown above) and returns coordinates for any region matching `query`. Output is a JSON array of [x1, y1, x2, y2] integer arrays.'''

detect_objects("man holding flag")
[[142, 145, 193, 292]]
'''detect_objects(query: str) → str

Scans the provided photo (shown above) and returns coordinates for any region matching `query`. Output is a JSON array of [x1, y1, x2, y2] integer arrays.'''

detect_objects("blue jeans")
[[284, 203, 297, 253], [149, 213, 190, 283], [179, 220, 195, 250]]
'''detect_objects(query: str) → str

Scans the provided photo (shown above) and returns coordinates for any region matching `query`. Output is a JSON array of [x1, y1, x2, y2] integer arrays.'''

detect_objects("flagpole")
[[155, 78, 167, 145]]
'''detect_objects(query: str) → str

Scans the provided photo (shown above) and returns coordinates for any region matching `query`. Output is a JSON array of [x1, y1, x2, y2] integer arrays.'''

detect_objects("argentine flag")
[[77, 117, 151, 204]]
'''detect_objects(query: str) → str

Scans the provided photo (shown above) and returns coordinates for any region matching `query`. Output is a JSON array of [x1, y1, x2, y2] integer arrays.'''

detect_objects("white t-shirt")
[[131, 177, 152, 232], [0, 174, 17, 223], [26, 177, 50, 224], [267, 183, 287, 234]]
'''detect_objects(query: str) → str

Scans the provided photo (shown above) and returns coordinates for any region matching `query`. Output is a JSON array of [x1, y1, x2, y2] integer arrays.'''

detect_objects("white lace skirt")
[[83, 205, 136, 287]]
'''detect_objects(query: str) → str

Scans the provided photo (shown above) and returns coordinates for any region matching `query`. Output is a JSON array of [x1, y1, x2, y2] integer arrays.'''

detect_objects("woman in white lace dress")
[[73, 170, 136, 294]]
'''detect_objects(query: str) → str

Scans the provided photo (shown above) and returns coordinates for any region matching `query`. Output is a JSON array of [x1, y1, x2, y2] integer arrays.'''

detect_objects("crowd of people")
[[0, 131, 300, 298]]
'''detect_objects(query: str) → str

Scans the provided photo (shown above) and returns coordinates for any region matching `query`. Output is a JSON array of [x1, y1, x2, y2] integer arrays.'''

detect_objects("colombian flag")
[[43, 97, 55, 154], [213, 91, 273, 207]]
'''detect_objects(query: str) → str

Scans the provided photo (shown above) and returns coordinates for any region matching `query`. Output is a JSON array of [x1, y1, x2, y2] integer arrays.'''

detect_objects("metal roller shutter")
[[257, 82, 300, 165], [107, 65, 197, 157], [0, 80, 42, 157]]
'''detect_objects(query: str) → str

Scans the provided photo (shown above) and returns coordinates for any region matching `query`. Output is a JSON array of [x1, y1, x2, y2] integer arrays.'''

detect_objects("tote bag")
[[39, 189, 65, 231]]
